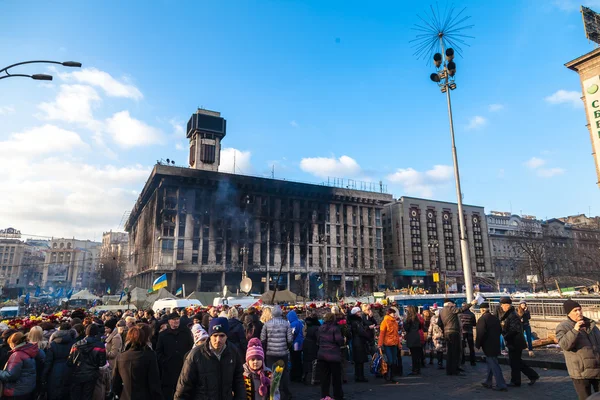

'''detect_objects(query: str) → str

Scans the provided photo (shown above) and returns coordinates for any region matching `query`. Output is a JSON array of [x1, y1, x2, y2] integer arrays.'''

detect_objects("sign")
[[0, 228, 21, 239], [46, 264, 68, 282], [445, 271, 464, 277], [582, 6, 600, 45], [433, 272, 440, 282], [345, 276, 359, 281], [526, 275, 539, 284], [583, 74, 600, 183], [475, 272, 496, 278]]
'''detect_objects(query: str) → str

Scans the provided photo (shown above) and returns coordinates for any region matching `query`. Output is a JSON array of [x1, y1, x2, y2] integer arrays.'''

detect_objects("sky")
[[1, 0, 600, 241]]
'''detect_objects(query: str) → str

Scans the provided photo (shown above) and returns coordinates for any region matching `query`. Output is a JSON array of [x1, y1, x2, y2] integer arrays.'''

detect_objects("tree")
[[99, 252, 126, 293]]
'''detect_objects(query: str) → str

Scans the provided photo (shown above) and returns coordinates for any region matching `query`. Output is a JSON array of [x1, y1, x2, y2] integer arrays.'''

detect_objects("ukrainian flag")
[[152, 274, 168, 292], [175, 287, 183, 296]]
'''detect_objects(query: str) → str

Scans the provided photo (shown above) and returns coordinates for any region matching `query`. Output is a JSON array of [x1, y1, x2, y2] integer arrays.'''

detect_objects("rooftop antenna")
[[233, 150, 236, 174], [272, 164, 275, 179]]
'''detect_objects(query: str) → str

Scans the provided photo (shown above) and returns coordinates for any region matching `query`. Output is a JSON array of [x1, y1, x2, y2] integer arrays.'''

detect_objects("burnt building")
[[125, 109, 393, 298]]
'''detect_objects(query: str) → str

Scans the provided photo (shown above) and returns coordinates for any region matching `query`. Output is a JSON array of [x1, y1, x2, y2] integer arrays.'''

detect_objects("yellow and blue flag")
[[175, 287, 183, 296], [152, 274, 168, 292]]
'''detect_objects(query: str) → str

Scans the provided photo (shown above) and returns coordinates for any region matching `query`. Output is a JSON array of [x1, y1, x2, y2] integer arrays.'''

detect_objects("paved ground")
[[291, 356, 576, 399]]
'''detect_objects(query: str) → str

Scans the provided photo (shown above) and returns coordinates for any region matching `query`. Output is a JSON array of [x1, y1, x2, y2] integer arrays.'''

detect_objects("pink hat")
[[432, 303, 438, 310], [246, 337, 264, 361]]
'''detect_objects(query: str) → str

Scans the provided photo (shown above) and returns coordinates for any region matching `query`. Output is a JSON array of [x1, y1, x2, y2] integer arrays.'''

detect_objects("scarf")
[[245, 366, 271, 398]]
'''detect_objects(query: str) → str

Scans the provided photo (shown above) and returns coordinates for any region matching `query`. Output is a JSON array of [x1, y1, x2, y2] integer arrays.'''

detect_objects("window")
[[162, 239, 175, 253], [177, 239, 185, 261], [200, 144, 216, 163]]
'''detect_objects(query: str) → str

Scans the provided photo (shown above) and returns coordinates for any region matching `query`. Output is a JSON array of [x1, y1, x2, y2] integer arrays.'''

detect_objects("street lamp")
[[0, 60, 82, 81], [428, 239, 441, 293]]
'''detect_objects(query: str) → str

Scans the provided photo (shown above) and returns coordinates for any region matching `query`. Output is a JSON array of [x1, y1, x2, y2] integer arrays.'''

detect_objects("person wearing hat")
[[498, 296, 539, 387], [378, 307, 401, 382], [517, 300, 534, 357], [475, 302, 507, 391], [104, 318, 122, 369], [243, 338, 279, 400], [260, 306, 292, 400], [191, 324, 209, 348], [556, 299, 600, 399], [175, 317, 245, 400], [349, 306, 370, 382], [67, 324, 107, 400], [157, 312, 194, 400], [459, 302, 477, 366], [438, 297, 478, 375]]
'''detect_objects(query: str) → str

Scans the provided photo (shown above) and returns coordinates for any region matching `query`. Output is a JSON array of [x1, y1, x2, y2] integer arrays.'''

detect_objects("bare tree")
[[99, 252, 125, 292]]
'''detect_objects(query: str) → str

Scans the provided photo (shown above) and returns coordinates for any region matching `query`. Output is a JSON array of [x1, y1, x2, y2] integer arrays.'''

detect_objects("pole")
[[183, 284, 186, 298]]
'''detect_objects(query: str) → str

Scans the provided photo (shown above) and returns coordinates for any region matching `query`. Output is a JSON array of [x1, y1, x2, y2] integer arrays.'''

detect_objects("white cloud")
[[488, 104, 504, 112], [0, 105, 15, 115], [545, 90, 582, 107], [175, 143, 186, 151], [524, 157, 546, 169], [386, 164, 453, 197], [38, 84, 101, 127], [170, 119, 185, 137], [466, 115, 487, 130], [290, 120, 299, 128], [220, 148, 252, 174], [105, 111, 163, 148], [300, 155, 362, 179], [58, 67, 143, 100], [0, 125, 88, 157], [524, 156, 565, 178]]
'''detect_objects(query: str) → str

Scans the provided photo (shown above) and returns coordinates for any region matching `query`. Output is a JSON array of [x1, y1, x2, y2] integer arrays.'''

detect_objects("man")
[[556, 299, 600, 399], [260, 305, 293, 399], [459, 302, 477, 366], [438, 298, 477, 375], [67, 324, 107, 400], [179, 308, 192, 328], [498, 297, 539, 387], [208, 306, 219, 319], [157, 312, 194, 400], [475, 302, 507, 391], [125, 316, 136, 330], [175, 317, 245, 400]]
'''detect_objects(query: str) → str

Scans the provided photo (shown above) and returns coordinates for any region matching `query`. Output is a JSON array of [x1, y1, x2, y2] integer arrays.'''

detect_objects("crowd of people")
[[0, 295, 597, 400]]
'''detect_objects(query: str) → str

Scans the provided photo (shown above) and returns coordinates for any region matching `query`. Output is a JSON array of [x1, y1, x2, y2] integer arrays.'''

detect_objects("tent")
[[128, 287, 148, 309], [260, 289, 305, 304], [70, 289, 100, 301], [144, 288, 175, 308], [186, 290, 236, 307]]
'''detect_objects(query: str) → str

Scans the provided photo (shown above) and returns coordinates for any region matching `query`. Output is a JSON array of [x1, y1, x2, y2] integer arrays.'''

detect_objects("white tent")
[[71, 289, 100, 301]]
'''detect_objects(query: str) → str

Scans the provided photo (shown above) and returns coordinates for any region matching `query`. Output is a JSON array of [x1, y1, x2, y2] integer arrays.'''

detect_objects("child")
[[243, 338, 279, 400]]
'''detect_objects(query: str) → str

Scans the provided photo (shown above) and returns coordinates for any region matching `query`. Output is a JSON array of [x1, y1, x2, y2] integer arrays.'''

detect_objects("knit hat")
[[191, 324, 208, 344], [272, 306, 283, 318], [431, 303, 438, 310], [208, 317, 229, 336], [116, 320, 126, 328], [246, 337, 264, 361], [480, 302, 489, 309], [499, 297, 512, 305], [167, 312, 180, 320], [564, 299, 581, 315], [351, 307, 361, 315], [519, 299, 527, 305], [104, 319, 117, 331]]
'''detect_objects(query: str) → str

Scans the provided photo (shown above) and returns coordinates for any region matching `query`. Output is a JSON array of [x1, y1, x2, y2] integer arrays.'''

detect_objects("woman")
[[104, 319, 122, 369], [302, 309, 321, 385], [518, 300, 534, 357], [348, 307, 370, 382], [28, 326, 49, 351], [317, 313, 344, 400], [259, 307, 272, 325], [0, 332, 44, 400], [428, 308, 446, 369], [227, 307, 247, 355], [112, 326, 163, 400], [404, 306, 423, 376], [422, 308, 433, 365], [378, 308, 400, 382], [0, 329, 18, 369], [43, 323, 75, 400], [361, 304, 377, 355]]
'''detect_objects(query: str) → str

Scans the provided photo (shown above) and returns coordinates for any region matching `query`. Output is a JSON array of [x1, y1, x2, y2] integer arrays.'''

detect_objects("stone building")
[[382, 197, 493, 291], [125, 109, 393, 297], [42, 239, 101, 289], [0, 228, 47, 293]]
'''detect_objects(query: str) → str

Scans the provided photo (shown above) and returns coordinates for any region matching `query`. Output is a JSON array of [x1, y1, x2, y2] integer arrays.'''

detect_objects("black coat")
[[42, 330, 74, 400], [475, 311, 502, 357], [302, 317, 321, 363], [67, 336, 107, 383], [459, 310, 476, 334], [227, 318, 247, 355], [403, 317, 423, 348], [361, 314, 377, 343], [317, 321, 344, 363], [500, 307, 527, 351], [242, 314, 263, 341], [349, 314, 370, 363], [0, 342, 11, 370], [438, 303, 472, 334], [156, 325, 194, 387], [174, 342, 245, 400], [112, 347, 163, 400]]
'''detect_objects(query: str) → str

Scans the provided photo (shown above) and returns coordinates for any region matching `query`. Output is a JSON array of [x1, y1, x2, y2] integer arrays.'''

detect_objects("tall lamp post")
[[0, 60, 81, 81]]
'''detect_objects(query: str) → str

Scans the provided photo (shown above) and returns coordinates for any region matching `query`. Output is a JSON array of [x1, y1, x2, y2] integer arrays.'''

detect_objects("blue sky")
[[1, 0, 600, 240]]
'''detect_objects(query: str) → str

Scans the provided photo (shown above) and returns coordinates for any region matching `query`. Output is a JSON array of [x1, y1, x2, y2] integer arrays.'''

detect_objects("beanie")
[[246, 337, 264, 361], [85, 324, 99, 337], [104, 318, 117, 331], [351, 307, 361, 315], [191, 324, 208, 344], [499, 297, 512, 305], [564, 299, 581, 315], [272, 306, 282, 318], [209, 317, 229, 336]]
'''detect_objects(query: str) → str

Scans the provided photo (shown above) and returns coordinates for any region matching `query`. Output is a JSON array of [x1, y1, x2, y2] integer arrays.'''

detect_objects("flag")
[[175, 287, 183, 297], [18, 288, 23, 297], [119, 291, 125, 302], [55, 288, 64, 298], [24, 292, 30, 305], [107, 286, 111, 295], [92, 299, 98, 307], [34, 287, 40, 297], [66, 288, 74, 299], [152, 274, 168, 292]]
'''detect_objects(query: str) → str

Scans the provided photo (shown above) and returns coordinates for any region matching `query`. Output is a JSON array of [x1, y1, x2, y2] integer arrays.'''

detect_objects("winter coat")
[[317, 321, 344, 363], [348, 314, 370, 363], [438, 302, 473, 335], [67, 336, 107, 383], [43, 329, 75, 400], [403, 317, 423, 348], [428, 314, 446, 352], [302, 317, 321, 363], [0, 342, 44, 397], [475, 311, 501, 357], [361, 314, 377, 343], [156, 325, 194, 387], [0, 342, 11, 369], [287, 311, 304, 351], [243, 314, 263, 341], [520, 309, 531, 327], [228, 318, 248, 355], [260, 317, 292, 357], [174, 342, 245, 400], [459, 309, 476, 335], [556, 317, 600, 380], [112, 347, 163, 400], [378, 315, 399, 347], [242, 364, 279, 400], [500, 307, 527, 351], [105, 329, 122, 369]]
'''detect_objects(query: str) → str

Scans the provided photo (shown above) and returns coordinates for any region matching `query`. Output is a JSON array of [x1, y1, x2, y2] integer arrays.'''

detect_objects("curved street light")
[[0, 60, 82, 81]]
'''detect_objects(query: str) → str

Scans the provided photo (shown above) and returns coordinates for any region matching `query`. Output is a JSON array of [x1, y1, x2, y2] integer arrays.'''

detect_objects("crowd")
[[0, 295, 596, 400]]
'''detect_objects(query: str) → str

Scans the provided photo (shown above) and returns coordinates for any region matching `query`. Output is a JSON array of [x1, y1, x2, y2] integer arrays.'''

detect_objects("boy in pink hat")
[[243, 338, 279, 400]]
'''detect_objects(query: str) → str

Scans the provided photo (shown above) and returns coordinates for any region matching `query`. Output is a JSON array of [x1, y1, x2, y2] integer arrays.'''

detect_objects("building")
[[101, 231, 129, 259], [0, 228, 48, 294], [382, 197, 493, 291], [41, 239, 101, 289], [125, 109, 393, 297]]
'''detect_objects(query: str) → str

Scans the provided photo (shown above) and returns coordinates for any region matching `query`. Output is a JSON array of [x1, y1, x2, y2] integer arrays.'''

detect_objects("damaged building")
[[125, 109, 393, 298]]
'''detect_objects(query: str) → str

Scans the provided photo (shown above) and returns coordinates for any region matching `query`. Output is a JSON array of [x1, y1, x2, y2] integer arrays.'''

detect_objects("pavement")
[[291, 356, 576, 400]]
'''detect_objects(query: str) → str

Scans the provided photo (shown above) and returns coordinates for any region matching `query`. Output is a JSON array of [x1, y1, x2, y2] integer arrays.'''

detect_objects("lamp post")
[[0, 60, 82, 81], [428, 239, 440, 293]]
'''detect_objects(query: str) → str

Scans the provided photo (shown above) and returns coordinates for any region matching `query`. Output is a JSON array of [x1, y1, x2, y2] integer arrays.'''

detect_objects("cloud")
[[466, 115, 487, 130], [105, 111, 164, 148], [58, 67, 143, 100], [545, 90, 582, 107], [38, 84, 101, 127], [290, 120, 299, 128], [524, 156, 565, 178], [170, 119, 185, 137], [524, 157, 546, 169], [175, 143, 186, 151], [300, 155, 362, 179], [0, 106, 15, 115], [386, 164, 453, 197], [0, 125, 88, 157], [488, 104, 504, 112], [220, 148, 252, 174]]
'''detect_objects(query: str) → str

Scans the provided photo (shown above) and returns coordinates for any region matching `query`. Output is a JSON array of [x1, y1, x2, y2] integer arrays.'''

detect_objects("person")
[[179, 309, 192, 329], [190, 324, 209, 348], [498, 297, 539, 387], [243, 338, 279, 400], [459, 302, 477, 366], [243, 307, 263, 341], [27, 326, 49, 351], [475, 303, 507, 392], [438, 298, 477, 375], [67, 324, 107, 400], [174, 317, 245, 400], [556, 299, 600, 399], [422, 308, 433, 365], [428, 307, 445, 369], [360, 304, 377, 355], [227, 307, 247, 356], [286, 310, 304, 383], [348, 307, 370, 382], [518, 300, 534, 357], [316, 313, 344, 400], [117, 320, 128, 351], [378, 307, 400, 382], [156, 312, 194, 400], [0, 329, 18, 369], [112, 326, 163, 400], [0, 332, 45, 400], [260, 306, 292, 400], [301, 309, 321, 385], [104, 318, 122, 369], [125, 316, 137, 330], [43, 323, 75, 400], [404, 305, 424, 376]]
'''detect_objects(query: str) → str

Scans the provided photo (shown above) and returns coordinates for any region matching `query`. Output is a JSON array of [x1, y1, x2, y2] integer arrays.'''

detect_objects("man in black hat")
[[556, 299, 600, 399], [438, 297, 478, 375], [498, 297, 539, 387], [476, 302, 507, 391], [157, 312, 194, 400]]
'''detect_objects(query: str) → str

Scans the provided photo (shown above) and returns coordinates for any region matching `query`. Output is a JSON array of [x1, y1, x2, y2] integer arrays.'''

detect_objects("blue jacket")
[[287, 311, 304, 350], [0, 342, 45, 397]]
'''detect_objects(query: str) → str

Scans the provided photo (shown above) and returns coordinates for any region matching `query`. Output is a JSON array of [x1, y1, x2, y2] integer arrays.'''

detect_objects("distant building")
[[42, 239, 101, 289], [382, 197, 493, 291], [0, 229, 48, 292]]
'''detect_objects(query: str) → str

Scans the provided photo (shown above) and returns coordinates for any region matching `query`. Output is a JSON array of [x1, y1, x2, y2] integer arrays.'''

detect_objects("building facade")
[[0, 228, 48, 293], [41, 239, 101, 289], [382, 197, 493, 291]]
